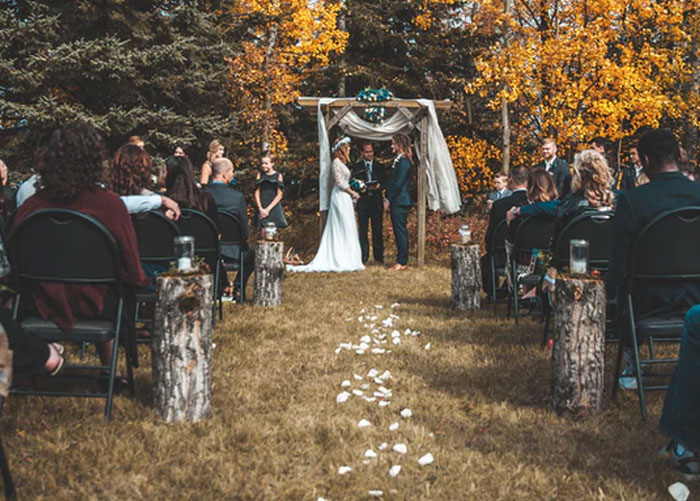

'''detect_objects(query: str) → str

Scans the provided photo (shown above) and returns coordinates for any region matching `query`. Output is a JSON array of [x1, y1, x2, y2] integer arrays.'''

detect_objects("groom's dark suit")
[[352, 158, 386, 263], [386, 156, 413, 266]]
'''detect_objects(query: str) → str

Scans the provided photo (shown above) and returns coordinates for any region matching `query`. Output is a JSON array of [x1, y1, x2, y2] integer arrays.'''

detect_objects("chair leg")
[[0, 397, 16, 501], [240, 253, 246, 305], [104, 302, 124, 422], [630, 318, 647, 420], [513, 262, 520, 325], [490, 256, 497, 308], [542, 309, 551, 345]]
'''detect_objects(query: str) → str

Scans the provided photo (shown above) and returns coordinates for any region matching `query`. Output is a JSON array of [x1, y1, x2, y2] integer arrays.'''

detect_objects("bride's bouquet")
[[349, 178, 367, 193]]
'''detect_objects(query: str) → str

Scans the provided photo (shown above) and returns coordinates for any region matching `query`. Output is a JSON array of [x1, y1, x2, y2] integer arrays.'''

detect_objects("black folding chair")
[[176, 209, 221, 325], [131, 211, 180, 343], [8, 209, 131, 422], [542, 211, 614, 344], [217, 211, 247, 307], [611, 207, 700, 419], [489, 219, 509, 309], [0, 396, 15, 500], [510, 216, 555, 326]]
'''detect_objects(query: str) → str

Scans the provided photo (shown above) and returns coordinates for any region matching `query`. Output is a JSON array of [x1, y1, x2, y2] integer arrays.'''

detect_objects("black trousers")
[[357, 195, 384, 263], [0, 308, 49, 384]]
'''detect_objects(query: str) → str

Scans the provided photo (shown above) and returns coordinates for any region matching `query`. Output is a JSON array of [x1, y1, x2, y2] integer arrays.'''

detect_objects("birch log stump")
[[550, 276, 606, 416], [450, 243, 481, 311], [254, 241, 284, 307], [152, 273, 213, 423]]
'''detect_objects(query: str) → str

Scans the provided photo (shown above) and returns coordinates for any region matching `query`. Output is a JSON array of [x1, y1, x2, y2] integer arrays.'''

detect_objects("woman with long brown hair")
[[111, 144, 154, 196], [385, 133, 414, 270], [287, 136, 364, 272]]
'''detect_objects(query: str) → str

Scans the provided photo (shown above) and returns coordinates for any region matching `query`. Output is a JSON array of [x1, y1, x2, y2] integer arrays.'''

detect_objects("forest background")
[[1, 0, 699, 215]]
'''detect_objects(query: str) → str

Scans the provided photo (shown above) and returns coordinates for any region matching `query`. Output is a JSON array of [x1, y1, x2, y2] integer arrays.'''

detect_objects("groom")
[[352, 142, 385, 263]]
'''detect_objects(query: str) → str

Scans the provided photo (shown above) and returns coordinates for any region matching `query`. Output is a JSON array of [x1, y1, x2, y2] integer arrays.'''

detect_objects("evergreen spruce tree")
[[0, 0, 238, 172]]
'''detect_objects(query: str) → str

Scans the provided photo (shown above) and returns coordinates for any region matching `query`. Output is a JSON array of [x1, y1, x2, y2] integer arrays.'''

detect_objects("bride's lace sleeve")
[[332, 159, 350, 190]]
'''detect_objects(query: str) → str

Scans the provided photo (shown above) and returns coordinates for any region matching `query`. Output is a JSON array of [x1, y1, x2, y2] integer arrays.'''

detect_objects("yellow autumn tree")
[[468, 0, 699, 161], [446, 135, 500, 196], [227, 0, 347, 156]]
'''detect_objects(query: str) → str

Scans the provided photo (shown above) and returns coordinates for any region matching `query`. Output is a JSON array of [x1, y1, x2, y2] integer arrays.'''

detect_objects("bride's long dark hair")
[[392, 133, 413, 163]]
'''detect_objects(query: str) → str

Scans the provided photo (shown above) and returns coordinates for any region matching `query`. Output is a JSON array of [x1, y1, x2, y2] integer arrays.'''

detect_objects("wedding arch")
[[297, 96, 462, 266]]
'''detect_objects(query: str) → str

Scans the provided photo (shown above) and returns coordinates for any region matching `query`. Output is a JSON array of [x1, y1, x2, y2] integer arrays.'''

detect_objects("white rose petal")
[[371, 348, 386, 354], [358, 419, 371, 428], [338, 466, 352, 475], [336, 391, 351, 403], [376, 305, 383, 309], [380, 370, 392, 380], [378, 442, 388, 450], [389, 422, 399, 431], [367, 368, 379, 378], [418, 452, 434, 466], [359, 343, 370, 350], [425, 343, 431, 350], [360, 335, 371, 344], [382, 319, 393, 327], [669, 482, 690, 501], [354, 374, 363, 380], [401, 408, 412, 418], [378, 386, 391, 394], [363, 396, 377, 402], [391, 330, 401, 338], [352, 389, 364, 396], [393, 443, 407, 454], [392, 338, 401, 345], [335, 347, 342, 354], [368, 490, 383, 497], [373, 392, 384, 398], [374, 378, 384, 384], [358, 317, 363, 322], [391, 303, 399, 308], [389, 465, 402, 477], [355, 350, 365, 355], [341, 380, 351, 387], [378, 400, 391, 407], [361, 383, 370, 389], [364, 449, 378, 458]]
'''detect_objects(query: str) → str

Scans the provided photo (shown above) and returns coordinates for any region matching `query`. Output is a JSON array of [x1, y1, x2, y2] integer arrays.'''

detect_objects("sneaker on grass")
[[659, 441, 700, 481]]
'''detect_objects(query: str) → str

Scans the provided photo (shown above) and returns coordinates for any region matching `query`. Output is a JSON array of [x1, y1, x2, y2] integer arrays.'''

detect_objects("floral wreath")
[[356, 87, 394, 124]]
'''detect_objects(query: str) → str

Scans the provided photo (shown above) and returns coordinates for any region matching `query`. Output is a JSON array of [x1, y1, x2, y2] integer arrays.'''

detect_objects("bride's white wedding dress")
[[288, 158, 365, 272]]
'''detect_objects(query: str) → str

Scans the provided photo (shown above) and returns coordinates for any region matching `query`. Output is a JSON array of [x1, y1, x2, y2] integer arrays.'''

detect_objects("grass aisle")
[[0, 263, 682, 499]]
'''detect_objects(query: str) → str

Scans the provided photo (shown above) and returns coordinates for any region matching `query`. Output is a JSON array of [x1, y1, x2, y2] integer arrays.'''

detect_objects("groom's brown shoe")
[[389, 263, 407, 271]]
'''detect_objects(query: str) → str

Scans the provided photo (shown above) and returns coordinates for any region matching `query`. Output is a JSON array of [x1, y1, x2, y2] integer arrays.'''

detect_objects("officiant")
[[352, 142, 386, 264]]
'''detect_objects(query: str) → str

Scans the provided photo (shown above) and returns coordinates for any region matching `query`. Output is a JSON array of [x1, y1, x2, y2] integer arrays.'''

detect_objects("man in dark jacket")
[[607, 128, 700, 390], [481, 165, 529, 296], [203, 158, 254, 299], [352, 142, 386, 264], [534, 138, 571, 198]]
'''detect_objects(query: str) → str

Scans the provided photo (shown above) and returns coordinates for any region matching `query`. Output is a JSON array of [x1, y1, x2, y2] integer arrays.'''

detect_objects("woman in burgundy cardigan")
[[10, 122, 146, 388]]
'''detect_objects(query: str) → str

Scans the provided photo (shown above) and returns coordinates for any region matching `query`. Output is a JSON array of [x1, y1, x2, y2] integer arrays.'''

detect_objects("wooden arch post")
[[298, 98, 452, 267]]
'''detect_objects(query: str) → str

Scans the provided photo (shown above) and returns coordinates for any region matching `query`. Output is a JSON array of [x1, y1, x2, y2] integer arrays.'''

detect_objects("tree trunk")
[[550, 276, 605, 416], [254, 241, 284, 307], [336, 8, 346, 97], [450, 243, 481, 311], [152, 273, 213, 423]]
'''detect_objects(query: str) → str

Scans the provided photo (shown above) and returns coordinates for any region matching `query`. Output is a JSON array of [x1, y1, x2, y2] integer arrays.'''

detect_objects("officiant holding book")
[[352, 142, 386, 264]]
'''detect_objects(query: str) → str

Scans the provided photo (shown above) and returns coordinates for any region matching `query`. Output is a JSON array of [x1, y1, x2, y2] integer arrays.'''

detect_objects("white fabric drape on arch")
[[316, 98, 462, 215]]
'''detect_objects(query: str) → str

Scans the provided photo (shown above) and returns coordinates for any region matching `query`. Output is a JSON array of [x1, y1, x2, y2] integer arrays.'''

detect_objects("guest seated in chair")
[[481, 165, 529, 298], [607, 128, 700, 390], [203, 158, 254, 300], [165, 156, 218, 223], [658, 304, 700, 479], [507, 149, 614, 248], [10, 122, 147, 392], [505, 167, 558, 242]]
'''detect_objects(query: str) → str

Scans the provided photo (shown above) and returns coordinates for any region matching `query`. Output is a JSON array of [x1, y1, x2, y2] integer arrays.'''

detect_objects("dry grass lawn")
[[0, 261, 688, 499]]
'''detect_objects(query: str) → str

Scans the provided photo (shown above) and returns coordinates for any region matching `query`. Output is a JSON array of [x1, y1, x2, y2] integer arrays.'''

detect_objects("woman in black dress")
[[254, 154, 288, 230]]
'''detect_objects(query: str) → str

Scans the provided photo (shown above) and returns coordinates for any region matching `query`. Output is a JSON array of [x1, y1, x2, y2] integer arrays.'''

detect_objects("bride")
[[288, 137, 365, 272]]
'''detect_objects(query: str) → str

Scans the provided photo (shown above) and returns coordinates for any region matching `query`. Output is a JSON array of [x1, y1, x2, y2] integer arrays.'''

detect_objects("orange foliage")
[[468, 0, 699, 153], [446, 135, 500, 197]]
